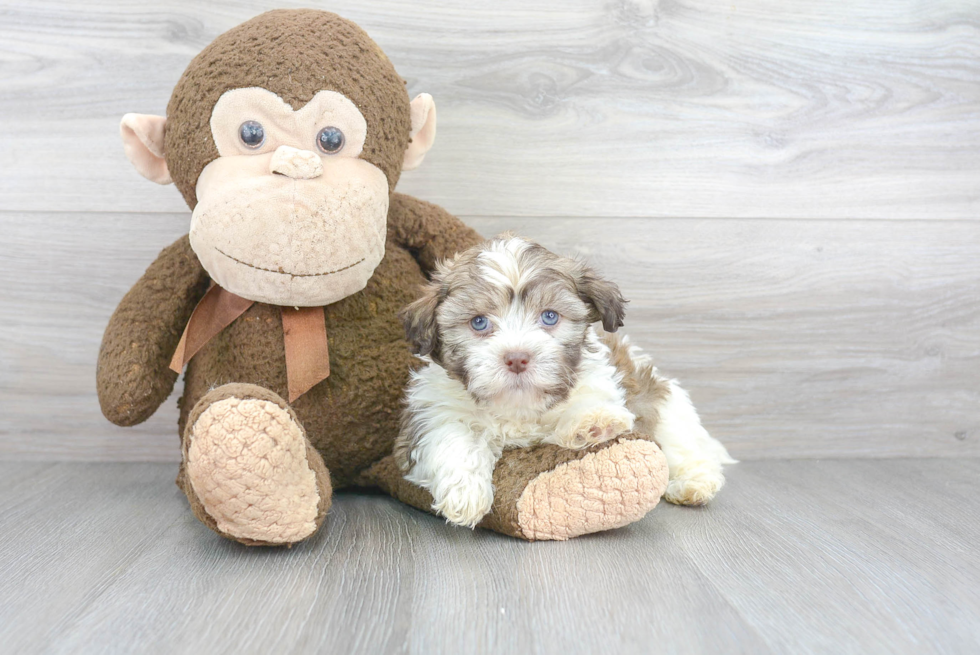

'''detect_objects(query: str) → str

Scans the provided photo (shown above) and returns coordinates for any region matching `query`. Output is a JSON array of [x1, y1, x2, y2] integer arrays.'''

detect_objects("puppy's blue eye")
[[541, 310, 560, 326], [317, 126, 345, 154], [470, 316, 490, 331], [239, 121, 265, 148]]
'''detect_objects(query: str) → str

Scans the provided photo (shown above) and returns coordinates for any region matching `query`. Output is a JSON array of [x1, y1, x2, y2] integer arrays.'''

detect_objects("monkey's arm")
[[96, 235, 210, 426], [387, 193, 484, 273]]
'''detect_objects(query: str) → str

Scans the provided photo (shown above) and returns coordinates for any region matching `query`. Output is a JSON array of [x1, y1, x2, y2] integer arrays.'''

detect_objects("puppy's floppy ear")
[[574, 264, 628, 332], [399, 280, 443, 357]]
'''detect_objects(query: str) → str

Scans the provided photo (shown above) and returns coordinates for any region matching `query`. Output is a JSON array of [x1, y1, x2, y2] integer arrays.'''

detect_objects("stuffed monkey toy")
[[98, 9, 669, 545]]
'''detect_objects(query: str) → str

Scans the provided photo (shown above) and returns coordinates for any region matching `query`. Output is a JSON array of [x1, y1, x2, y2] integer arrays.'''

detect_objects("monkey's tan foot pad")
[[185, 385, 330, 545], [516, 439, 669, 541]]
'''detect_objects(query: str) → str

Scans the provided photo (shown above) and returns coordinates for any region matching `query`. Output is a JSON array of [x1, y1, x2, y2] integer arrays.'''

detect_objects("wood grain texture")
[[666, 458, 980, 653], [0, 463, 189, 650], [0, 212, 976, 461], [0, 460, 978, 654], [1, 0, 978, 218]]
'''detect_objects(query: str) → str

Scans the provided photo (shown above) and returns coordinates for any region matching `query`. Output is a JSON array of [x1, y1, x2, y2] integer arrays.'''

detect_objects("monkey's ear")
[[399, 281, 443, 357], [120, 114, 172, 185], [402, 94, 437, 171], [575, 266, 628, 333]]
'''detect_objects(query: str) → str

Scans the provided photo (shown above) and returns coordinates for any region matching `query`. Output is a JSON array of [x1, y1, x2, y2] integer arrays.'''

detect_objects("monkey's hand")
[[96, 235, 209, 426]]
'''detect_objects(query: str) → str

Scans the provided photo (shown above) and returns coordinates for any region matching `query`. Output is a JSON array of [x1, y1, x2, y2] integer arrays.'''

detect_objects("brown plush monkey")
[[98, 9, 668, 545]]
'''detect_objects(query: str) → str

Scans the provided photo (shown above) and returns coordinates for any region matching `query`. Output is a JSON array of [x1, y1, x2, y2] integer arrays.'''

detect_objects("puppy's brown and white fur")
[[396, 236, 734, 528]]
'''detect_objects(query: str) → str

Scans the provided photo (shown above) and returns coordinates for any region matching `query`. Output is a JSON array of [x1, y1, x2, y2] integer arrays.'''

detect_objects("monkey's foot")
[[508, 437, 668, 541], [180, 384, 331, 546], [358, 435, 668, 542]]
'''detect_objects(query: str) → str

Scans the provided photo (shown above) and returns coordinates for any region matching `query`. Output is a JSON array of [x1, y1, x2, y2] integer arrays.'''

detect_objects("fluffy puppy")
[[395, 235, 735, 528]]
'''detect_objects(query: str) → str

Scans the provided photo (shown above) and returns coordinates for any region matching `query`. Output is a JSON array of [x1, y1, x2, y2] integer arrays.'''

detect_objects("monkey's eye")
[[541, 310, 560, 326], [317, 126, 345, 154], [470, 316, 490, 332], [239, 121, 265, 149]]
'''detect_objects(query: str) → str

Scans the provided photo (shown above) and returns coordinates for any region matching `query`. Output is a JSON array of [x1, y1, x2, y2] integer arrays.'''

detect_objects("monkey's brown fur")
[[165, 9, 411, 208], [97, 10, 668, 544]]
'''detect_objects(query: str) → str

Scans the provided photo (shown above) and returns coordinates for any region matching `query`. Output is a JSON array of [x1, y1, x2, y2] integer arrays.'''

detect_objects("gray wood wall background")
[[0, 0, 977, 461]]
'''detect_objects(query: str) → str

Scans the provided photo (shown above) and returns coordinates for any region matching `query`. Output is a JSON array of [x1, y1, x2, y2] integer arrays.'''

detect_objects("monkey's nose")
[[503, 351, 531, 374], [270, 145, 323, 179]]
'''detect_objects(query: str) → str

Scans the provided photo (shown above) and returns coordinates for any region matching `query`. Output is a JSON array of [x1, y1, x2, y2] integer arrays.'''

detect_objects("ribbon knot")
[[169, 285, 330, 402]]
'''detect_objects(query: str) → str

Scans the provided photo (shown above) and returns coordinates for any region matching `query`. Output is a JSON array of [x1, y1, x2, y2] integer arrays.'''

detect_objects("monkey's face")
[[189, 88, 389, 307], [120, 10, 438, 307]]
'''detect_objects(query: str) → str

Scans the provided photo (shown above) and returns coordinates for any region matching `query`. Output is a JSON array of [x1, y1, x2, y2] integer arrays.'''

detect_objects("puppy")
[[395, 235, 735, 528]]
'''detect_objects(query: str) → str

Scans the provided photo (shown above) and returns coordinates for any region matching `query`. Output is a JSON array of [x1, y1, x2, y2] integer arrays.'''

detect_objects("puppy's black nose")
[[504, 351, 531, 374]]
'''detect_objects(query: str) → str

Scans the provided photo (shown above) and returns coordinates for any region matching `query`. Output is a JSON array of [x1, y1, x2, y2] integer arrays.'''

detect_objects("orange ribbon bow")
[[169, 285, 330, 402]]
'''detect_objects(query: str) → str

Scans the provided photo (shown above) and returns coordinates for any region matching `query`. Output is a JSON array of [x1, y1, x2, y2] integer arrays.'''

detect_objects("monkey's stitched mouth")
[[214, 247, 365, 278]]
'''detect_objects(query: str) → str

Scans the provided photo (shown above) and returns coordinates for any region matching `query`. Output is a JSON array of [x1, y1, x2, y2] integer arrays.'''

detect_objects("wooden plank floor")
[[1, 459, 978, 654]]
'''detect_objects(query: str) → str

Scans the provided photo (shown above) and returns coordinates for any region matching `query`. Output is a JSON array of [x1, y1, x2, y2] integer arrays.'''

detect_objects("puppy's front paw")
[[664, 467, 725, 506], [432, 476, 494, 528], [555, 406, 635, 450]]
